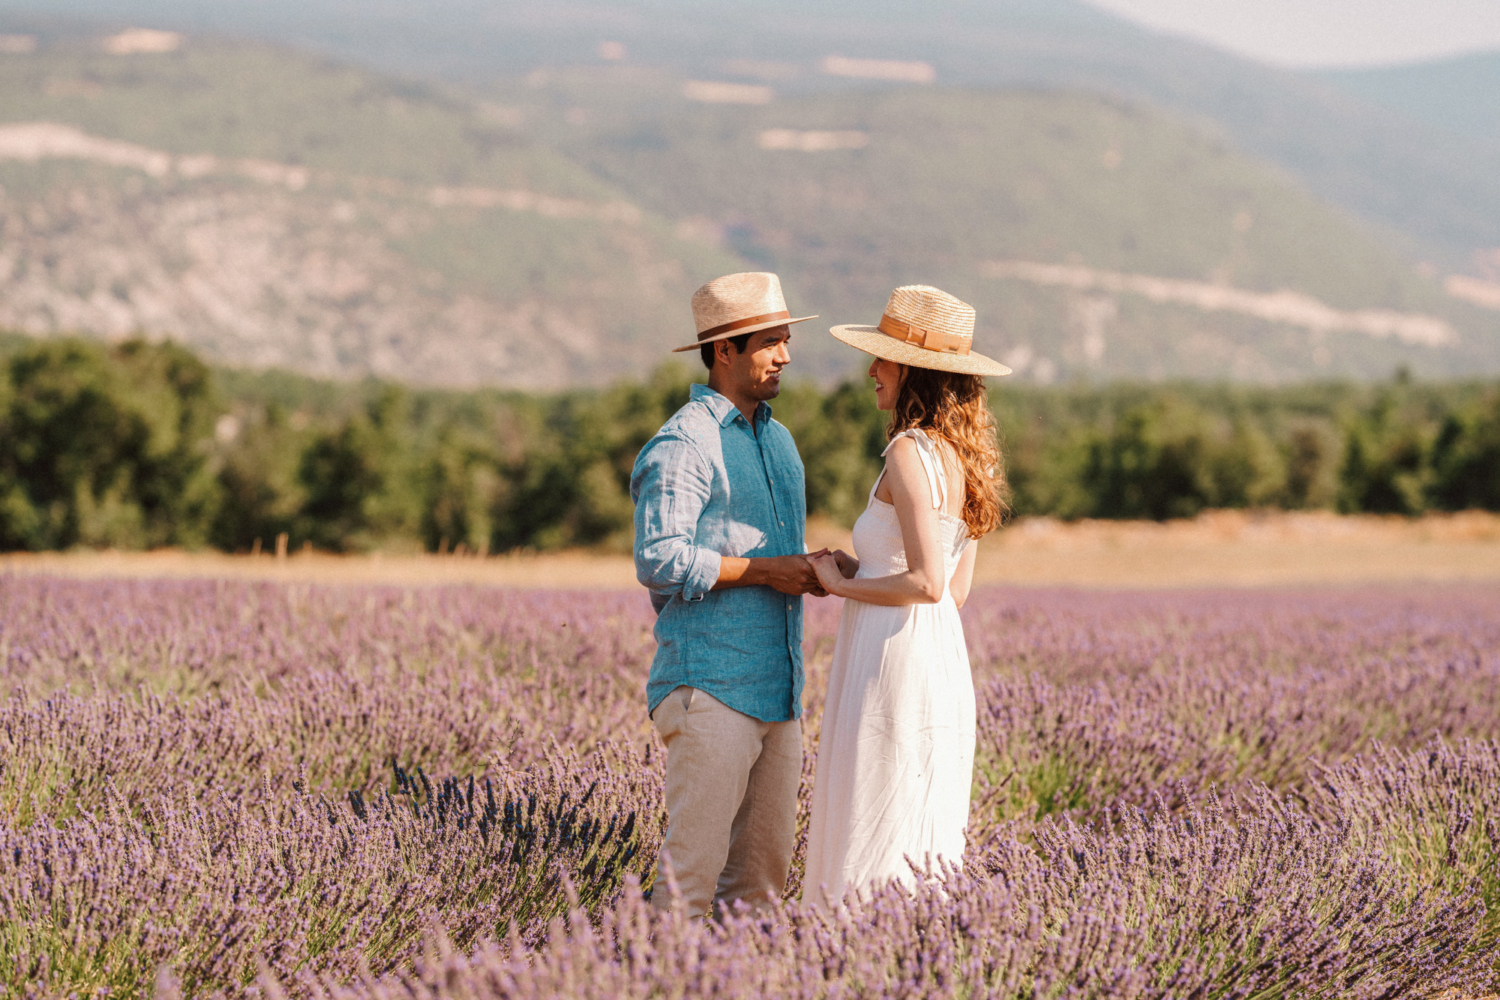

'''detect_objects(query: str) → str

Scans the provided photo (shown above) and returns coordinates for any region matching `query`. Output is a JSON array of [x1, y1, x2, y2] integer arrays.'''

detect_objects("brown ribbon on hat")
[[697, 310, 792, 342], [877, 314, 971, 355]]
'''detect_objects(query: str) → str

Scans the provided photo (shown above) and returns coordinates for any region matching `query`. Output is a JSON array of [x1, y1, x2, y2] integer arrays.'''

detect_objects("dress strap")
[[879, 429, 947, 509]]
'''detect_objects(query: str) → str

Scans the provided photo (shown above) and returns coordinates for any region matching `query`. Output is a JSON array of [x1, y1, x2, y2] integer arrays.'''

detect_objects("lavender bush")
[[1, 575, 1497, 997]]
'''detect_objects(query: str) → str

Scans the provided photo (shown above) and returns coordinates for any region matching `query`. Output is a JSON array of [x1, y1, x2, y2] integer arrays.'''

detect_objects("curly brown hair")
[[887, 365, 1009, 538]]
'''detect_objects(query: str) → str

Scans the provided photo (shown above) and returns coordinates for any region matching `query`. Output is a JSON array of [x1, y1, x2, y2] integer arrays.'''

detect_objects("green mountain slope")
[[0, 40, 604, 193], [1321, 52, 1500, 149], [518, 68, 1500, 382], [0, 39, 743, 388], [0, 34, 1496, 386], [9, 0, 1500, 269]]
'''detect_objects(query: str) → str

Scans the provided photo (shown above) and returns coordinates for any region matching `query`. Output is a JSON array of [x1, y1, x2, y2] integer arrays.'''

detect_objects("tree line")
[[1, 335, 1497, 554]]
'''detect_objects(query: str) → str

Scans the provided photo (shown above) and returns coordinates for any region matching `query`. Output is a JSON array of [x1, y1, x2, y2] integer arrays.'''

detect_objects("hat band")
[[698, 310, 791, 342], [877, 314, 971, 355]]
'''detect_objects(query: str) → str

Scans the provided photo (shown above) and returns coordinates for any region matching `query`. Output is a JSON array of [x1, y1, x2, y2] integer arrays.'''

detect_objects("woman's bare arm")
[[948, 540, 977, 609], [809, 437, 946, 605]]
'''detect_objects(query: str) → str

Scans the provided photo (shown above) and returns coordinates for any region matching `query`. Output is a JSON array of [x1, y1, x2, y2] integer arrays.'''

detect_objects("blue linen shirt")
[[630, 383, 806, 722]]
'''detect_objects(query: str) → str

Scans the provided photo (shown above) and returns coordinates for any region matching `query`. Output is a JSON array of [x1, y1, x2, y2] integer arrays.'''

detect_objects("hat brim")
[[829, 324, 1012, 376], [671, 314, 819, 353]]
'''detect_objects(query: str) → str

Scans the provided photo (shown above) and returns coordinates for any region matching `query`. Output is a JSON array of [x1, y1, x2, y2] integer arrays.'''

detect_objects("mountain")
[[1320, 51, 1500, 148], [0, 34, 1495, 387], [516, 65, 1500, 383], [5, 0, 1500, 272], [0, 39, 745, 388]]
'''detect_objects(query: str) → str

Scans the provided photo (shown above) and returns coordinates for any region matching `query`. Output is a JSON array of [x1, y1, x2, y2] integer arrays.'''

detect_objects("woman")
[[804, 284, 1010, 905]]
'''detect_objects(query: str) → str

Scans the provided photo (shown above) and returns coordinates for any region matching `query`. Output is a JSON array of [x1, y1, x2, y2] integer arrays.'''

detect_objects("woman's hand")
[[830, 549, 859, 579], [809, 552, 846, 596]]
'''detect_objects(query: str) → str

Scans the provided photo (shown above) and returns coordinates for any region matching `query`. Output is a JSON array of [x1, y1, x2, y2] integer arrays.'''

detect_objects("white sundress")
[[804, 428, 977, 905]]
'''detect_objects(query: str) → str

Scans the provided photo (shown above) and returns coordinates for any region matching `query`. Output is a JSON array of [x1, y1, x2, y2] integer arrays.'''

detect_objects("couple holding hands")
[[630, 272, 1010, 915]]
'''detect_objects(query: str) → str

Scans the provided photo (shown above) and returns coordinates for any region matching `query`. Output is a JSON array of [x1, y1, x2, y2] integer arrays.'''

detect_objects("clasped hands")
[[765, 549, 858, 597]]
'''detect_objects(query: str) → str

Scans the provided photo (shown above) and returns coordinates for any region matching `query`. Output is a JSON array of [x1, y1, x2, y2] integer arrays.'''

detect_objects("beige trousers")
[[650, 685, 802, 917]]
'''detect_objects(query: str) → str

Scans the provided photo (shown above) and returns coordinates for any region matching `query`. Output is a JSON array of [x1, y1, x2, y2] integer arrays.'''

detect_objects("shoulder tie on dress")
[[877, 429, 947, 510]]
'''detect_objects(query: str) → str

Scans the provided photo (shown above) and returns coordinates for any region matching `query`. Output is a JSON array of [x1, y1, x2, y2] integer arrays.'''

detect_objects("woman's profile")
[[804, 284, 1011, 904]]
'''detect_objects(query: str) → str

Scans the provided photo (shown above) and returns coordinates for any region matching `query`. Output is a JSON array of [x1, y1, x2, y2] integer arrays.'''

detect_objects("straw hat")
[[672, 272, 817, 352], [830, 285, 1011, 376]]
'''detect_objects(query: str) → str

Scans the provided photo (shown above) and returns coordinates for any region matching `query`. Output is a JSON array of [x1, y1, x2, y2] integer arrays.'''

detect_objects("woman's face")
[[869, 356, 905, 411]]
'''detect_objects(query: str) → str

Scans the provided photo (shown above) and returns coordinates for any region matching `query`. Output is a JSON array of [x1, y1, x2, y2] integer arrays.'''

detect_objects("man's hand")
[[762, 554, 824, 595], [715, 554, 827, 595]]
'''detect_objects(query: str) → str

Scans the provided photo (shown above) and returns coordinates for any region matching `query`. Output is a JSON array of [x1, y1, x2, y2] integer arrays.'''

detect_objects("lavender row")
[[1, 575, 1497, 996], [11, 734, 1496, 998], [254, 761, 1497, 1000]]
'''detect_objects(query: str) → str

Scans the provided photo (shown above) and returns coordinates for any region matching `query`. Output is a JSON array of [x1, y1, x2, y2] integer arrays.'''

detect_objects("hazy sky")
[[1086, 0, 1500, 68]]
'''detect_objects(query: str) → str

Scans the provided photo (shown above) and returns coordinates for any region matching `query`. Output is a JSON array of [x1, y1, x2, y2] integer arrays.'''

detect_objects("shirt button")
[[786, 603, 792, 610], [779, 521, 784, 526]]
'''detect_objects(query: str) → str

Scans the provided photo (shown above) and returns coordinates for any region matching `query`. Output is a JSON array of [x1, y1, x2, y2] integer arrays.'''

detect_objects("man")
[[630, 271, 822, 917]]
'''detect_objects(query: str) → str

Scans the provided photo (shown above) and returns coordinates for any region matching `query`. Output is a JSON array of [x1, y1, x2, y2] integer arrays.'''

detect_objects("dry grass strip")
[[3, 510, 1498, 591]]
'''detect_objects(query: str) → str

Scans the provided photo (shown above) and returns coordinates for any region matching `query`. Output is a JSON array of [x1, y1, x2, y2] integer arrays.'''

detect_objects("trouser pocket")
[[650, 685, 694, 738]]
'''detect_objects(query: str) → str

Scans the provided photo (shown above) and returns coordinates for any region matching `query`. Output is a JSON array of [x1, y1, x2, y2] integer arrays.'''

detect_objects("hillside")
[[7, 0, 1500, 272], [1321, 51, 1500, 148], [0, 34, 1497, 385], [0, 39, 744, 388], [521, 69, 1493, 382]]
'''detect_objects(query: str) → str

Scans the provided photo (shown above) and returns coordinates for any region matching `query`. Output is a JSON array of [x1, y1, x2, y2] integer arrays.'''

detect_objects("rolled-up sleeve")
[[631, 433, 722, 604]]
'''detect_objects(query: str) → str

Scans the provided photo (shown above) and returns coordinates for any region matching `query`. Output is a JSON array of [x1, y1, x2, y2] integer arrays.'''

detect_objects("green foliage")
[[6, 338, 1500, 555], [1429, 391, 1500, 512], [1047, 399, 1286, 520], [775, 382, 889, 528], [1281, 422, 1342, 509], [488, 367, 701, 552], [0, 338, 220, 550], [1083, 401, 1212, 519], [208, 402, 305, 553], [993, 378, 1488, 522], [420, 424, 502, 554], [1337, 387, 1432, 515], [295, 388, 421, 551]]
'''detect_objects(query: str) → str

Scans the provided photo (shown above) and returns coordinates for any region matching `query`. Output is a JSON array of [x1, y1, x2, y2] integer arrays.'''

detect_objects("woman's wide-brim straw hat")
[[830, 285, 1011, 376], [672, 271, 817, 352]]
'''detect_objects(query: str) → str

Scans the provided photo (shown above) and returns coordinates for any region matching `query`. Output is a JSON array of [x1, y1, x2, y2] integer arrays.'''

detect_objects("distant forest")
[[0, 334, 1497, 554]]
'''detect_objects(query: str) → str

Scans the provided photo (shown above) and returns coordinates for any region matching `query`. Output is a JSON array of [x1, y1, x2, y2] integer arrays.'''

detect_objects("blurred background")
[[1, 0, 1499, 557]]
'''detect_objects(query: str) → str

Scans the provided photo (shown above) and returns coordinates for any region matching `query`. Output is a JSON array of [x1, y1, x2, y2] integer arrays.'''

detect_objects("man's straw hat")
[[830, 285, 1011, 377], [673, 272, 817, 352]]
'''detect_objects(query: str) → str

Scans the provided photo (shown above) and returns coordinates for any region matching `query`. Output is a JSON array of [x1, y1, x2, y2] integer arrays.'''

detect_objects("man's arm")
[[631, 434, 721, 604], [631, 432, 823, 601], [715, 554, 822, 595]]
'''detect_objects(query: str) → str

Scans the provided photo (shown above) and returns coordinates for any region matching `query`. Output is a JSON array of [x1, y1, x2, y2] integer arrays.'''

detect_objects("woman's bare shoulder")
[[885, 432, 921, 452], [880, 435, 934, 499], [882, 434, 924, 472]]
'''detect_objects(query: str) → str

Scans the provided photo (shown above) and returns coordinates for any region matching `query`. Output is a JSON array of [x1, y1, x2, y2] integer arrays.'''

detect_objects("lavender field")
[[2, 575, 1499, 999]]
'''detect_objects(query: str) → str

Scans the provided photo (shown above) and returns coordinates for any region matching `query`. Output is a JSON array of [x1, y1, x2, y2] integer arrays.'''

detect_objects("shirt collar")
[[691, 382, 771, 428]]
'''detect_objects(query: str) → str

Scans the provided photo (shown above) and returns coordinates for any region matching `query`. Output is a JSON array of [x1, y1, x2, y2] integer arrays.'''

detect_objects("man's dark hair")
[[700, 332, 753, 370]]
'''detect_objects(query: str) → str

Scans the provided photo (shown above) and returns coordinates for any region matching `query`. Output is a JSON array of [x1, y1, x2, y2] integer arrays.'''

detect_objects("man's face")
[[722, 325, 792, 401]]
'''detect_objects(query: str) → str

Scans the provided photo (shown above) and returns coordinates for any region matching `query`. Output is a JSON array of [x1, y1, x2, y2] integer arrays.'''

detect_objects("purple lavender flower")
[[0, 576, 1495, 997]]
